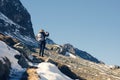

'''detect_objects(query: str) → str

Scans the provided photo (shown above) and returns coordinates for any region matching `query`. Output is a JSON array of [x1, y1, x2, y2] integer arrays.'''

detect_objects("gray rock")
[[45, 58, 58, 66], [0, 0, 34, 38], [0, 0, 37, 46], [0, 57, 11, 80]]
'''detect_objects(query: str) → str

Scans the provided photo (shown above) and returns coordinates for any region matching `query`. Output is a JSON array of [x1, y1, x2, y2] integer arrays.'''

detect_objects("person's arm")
[[45, 32, 49, 37]]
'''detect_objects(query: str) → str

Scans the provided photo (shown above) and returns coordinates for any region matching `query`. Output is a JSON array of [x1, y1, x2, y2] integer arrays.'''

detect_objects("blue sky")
[[20, 0, 120, 65]]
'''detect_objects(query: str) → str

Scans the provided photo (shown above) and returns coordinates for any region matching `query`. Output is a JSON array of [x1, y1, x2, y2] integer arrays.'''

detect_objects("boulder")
[[0, 57, 11, 80], [0, 33, 19, 47]]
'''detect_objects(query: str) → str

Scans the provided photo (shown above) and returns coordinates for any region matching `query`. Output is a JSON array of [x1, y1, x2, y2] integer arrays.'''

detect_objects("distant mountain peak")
[[61, 43, 102, 63]]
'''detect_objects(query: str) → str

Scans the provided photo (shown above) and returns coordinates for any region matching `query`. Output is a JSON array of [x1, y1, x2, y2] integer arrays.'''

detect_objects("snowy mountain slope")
[[0, 0, 38, 46], [0, 41, 21, 69], [0, 35, 120, 80], [0, 41, 25, 80], [0, 0, 34, 38], [0, 40, 73, 80], [1, 39, 120, 80], [0, 12, 38, 46]]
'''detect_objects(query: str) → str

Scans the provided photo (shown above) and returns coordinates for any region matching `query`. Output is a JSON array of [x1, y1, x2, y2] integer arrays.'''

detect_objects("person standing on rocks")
[[36, 29, 49, 57]]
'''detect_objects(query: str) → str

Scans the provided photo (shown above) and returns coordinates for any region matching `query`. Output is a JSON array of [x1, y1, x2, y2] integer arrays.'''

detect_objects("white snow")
[[0, 41, 21, 69], [0, 41, 25, 79], [65, 52, 76, 58], [36, 62, 72, 80]]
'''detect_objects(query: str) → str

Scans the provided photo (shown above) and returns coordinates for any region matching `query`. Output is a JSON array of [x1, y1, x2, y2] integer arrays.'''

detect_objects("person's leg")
[[41, 41, 46, 57], [39, 42, 42, 56]]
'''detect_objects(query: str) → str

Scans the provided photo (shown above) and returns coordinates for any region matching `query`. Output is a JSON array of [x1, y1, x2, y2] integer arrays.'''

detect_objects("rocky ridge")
[[1, 36, 120, 80], [0, 0, 37, 46], [21, 43, 120, 80]]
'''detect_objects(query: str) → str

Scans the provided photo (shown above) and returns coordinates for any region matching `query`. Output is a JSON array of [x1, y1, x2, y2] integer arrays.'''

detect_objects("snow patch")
[[0, 41, 25, 79], [65, 52, 76, 58], [36, 62, 72, 80], [0, 41, 22, 69]]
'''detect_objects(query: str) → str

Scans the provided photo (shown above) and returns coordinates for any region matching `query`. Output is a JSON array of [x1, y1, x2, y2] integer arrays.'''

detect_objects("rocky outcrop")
[[0, 34, 31, 68], [62, 43, 102, 63], [46, 44, 63, 54], [0, 33, 19, 47], [0, 0, 37, 46], [46, 43, 102, 63], [109, 65, 120, 70], [0, 57, 11, 80], [0, 0, 34, 38], [0, 33, 29, 68]]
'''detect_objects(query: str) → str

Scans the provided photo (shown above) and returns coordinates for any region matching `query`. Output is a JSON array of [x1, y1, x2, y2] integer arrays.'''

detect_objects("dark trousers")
[[39, 40, 46, 56]]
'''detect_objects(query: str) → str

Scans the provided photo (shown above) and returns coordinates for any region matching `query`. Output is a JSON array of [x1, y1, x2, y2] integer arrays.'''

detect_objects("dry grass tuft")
[[27, 68, 40, 80]]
